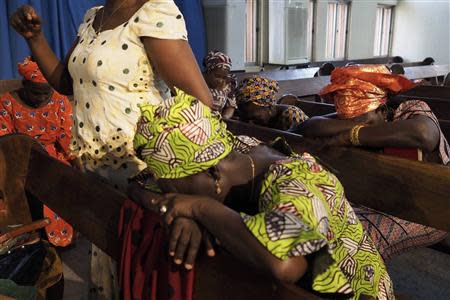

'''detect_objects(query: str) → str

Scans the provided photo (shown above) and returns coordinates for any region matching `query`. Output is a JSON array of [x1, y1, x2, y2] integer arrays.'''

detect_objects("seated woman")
[[129, 90, 394, 300], [294, 64, 450, 165], [0, 57, 74, 247], [237, 76, 309, 131], [293, 64, 449, 256], [203, 50, 237, 119]]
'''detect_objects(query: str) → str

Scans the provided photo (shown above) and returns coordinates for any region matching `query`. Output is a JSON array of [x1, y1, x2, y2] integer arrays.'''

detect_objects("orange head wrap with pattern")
[[319, 65, 415, 119], [17, 56, 48, 84]]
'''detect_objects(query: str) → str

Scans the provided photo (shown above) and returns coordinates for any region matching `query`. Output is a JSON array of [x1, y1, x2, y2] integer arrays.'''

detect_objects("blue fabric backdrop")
[[0, 0, 207, 79]]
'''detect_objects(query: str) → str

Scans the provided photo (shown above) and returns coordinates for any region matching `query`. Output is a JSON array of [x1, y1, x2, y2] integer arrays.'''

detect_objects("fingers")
[[10, 15, 28, 34], [21, 5, 35, 21], [202, 230, 216, 257], [184, 229, 201, 270], [10, 5, 41, 38], [173, 227, 190, 266], [168, 221, 183, 257], [168, 218, 204, 270]]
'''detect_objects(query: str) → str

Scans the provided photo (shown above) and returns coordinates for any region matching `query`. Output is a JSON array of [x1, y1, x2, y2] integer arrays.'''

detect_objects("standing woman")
[[10, 1, 213, 299]]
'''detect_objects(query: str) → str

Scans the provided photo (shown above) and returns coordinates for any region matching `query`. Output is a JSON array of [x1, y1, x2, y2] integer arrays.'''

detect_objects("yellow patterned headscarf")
[[134, 89, 233, 179], [236, 76, 279, 107]]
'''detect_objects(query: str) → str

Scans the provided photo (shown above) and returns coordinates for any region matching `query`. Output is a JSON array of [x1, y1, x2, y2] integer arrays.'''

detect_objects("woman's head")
[[238, 102, 277, 126], [203, 51, 232, 89], [18, 57, 53, 106], [236, 76, 279, 125], [134, 89, 235, 199], [319, 64, 415, 119]]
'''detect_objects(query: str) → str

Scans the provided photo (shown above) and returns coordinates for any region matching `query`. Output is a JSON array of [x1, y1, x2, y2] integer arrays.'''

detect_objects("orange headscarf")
[[17, 56, 48, 84], [319, 65, 415, 119]]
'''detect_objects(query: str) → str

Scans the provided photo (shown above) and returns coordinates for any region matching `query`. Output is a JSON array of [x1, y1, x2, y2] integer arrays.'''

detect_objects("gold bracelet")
[[350, 125, 365, 146]]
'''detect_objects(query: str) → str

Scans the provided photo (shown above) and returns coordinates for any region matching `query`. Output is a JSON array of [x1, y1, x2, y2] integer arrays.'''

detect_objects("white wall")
[[391, 0, 450, 64], [202, 0, 450, 67], [202, 0, 246, 70]]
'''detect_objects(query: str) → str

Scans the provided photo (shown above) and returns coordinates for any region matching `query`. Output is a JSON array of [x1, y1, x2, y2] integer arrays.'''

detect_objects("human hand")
[[10, 5, 42, 40], [168, 217, 216, 270], [151, 193, 209, 225]]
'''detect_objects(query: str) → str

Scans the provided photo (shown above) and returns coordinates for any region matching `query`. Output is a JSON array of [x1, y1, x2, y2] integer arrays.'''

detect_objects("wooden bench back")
[[0, 79, 22, 94], [235, 64, 450, 84]]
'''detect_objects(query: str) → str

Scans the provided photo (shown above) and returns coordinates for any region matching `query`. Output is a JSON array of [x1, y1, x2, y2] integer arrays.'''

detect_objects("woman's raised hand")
[[10, 5, 42, 40]]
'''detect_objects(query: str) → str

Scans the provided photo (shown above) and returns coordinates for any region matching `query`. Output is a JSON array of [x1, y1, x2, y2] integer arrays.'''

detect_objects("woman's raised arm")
[[142, 38, 213, 108], [10, 5, 75, 95]]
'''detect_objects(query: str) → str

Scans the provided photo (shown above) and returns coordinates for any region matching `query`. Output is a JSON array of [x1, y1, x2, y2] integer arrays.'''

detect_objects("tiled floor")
[[388, 248, 450, 300], [60, 236, 90, 300]]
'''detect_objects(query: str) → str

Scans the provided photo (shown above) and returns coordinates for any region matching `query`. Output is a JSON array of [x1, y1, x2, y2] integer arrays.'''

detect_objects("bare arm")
[[222, 107, 235, 119], [10, 5, 75, 95], [157, 194, 308, 283], [324, 115, 440, 152], [141, 38, 213, 108], [296, 115, 362, 138], [358, 115, 440, 152]]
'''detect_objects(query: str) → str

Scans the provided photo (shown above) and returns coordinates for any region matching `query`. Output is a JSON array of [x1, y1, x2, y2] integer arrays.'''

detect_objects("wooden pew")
[[12, 135, 318, 300], [17, 121, 450, 298], [234, 67, 319, 82], [404, 64, 450, 81], [225, 120, 450, 231], [293, 98, 450, 142], [12, 112, 450, 298], [308, 56, 396, 68], [0, 79, 22, 94], [235, 64, 450, 83]]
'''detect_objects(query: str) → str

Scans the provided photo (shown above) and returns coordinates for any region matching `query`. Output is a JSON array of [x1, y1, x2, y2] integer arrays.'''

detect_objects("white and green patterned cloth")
[[243, 153, 394, 299], [133, 92, 394, 299]]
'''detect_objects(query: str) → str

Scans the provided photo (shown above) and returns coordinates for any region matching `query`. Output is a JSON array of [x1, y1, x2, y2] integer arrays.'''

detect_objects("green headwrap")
[[134, 89, 233, 179]]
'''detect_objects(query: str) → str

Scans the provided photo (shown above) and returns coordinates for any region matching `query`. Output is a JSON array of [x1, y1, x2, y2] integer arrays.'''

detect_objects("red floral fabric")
[[0, 92, 74, 247], [119, 199, 194, 300]]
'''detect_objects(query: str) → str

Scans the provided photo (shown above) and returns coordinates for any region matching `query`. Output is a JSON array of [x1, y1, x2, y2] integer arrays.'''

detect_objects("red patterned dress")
[[0, 91, 74, 247]]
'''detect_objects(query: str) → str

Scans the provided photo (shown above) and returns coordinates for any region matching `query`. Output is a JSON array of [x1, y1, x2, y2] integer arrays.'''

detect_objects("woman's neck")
[[14, 90, 51, 109]]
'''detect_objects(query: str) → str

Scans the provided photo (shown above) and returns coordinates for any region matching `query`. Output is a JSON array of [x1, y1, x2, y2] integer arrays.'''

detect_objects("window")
[[245, 0, 258, 64], [308, 0, 315, 59], [374, 6, 393, 56], [326, 1, 349, 60]]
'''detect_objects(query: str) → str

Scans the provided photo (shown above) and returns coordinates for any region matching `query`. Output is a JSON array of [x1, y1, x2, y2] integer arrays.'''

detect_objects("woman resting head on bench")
[[129, 90, 394, 300], [236, 76, 309, 131], [294, 64, 450, 165], [203, 50, 237, 119]]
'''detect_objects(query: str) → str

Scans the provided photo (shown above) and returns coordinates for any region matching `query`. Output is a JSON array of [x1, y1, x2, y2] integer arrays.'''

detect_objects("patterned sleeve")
[[241, 159, 336, 261], [393, 100, 436, 121], [280, 106, 309, 131], [131, 1, 188, 41], [394, 100, 450, 165], [77, 6, 101, 37], [225, 75, 238, 109], [0, 95, 14, 136]]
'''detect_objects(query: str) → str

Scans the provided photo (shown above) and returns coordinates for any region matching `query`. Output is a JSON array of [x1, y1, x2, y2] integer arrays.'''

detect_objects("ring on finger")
[[159, 205, 167, 214]]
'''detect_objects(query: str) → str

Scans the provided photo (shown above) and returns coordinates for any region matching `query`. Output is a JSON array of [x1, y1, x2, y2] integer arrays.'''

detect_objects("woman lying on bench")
[[236, 76, 309, 131], [294, 64, 450, 165], [129, 90, 394, 300]]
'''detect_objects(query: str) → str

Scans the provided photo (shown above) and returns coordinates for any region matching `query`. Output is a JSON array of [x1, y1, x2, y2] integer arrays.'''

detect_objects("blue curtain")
[[174, 0, 207, 69], [0, 0, 207, 79]]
